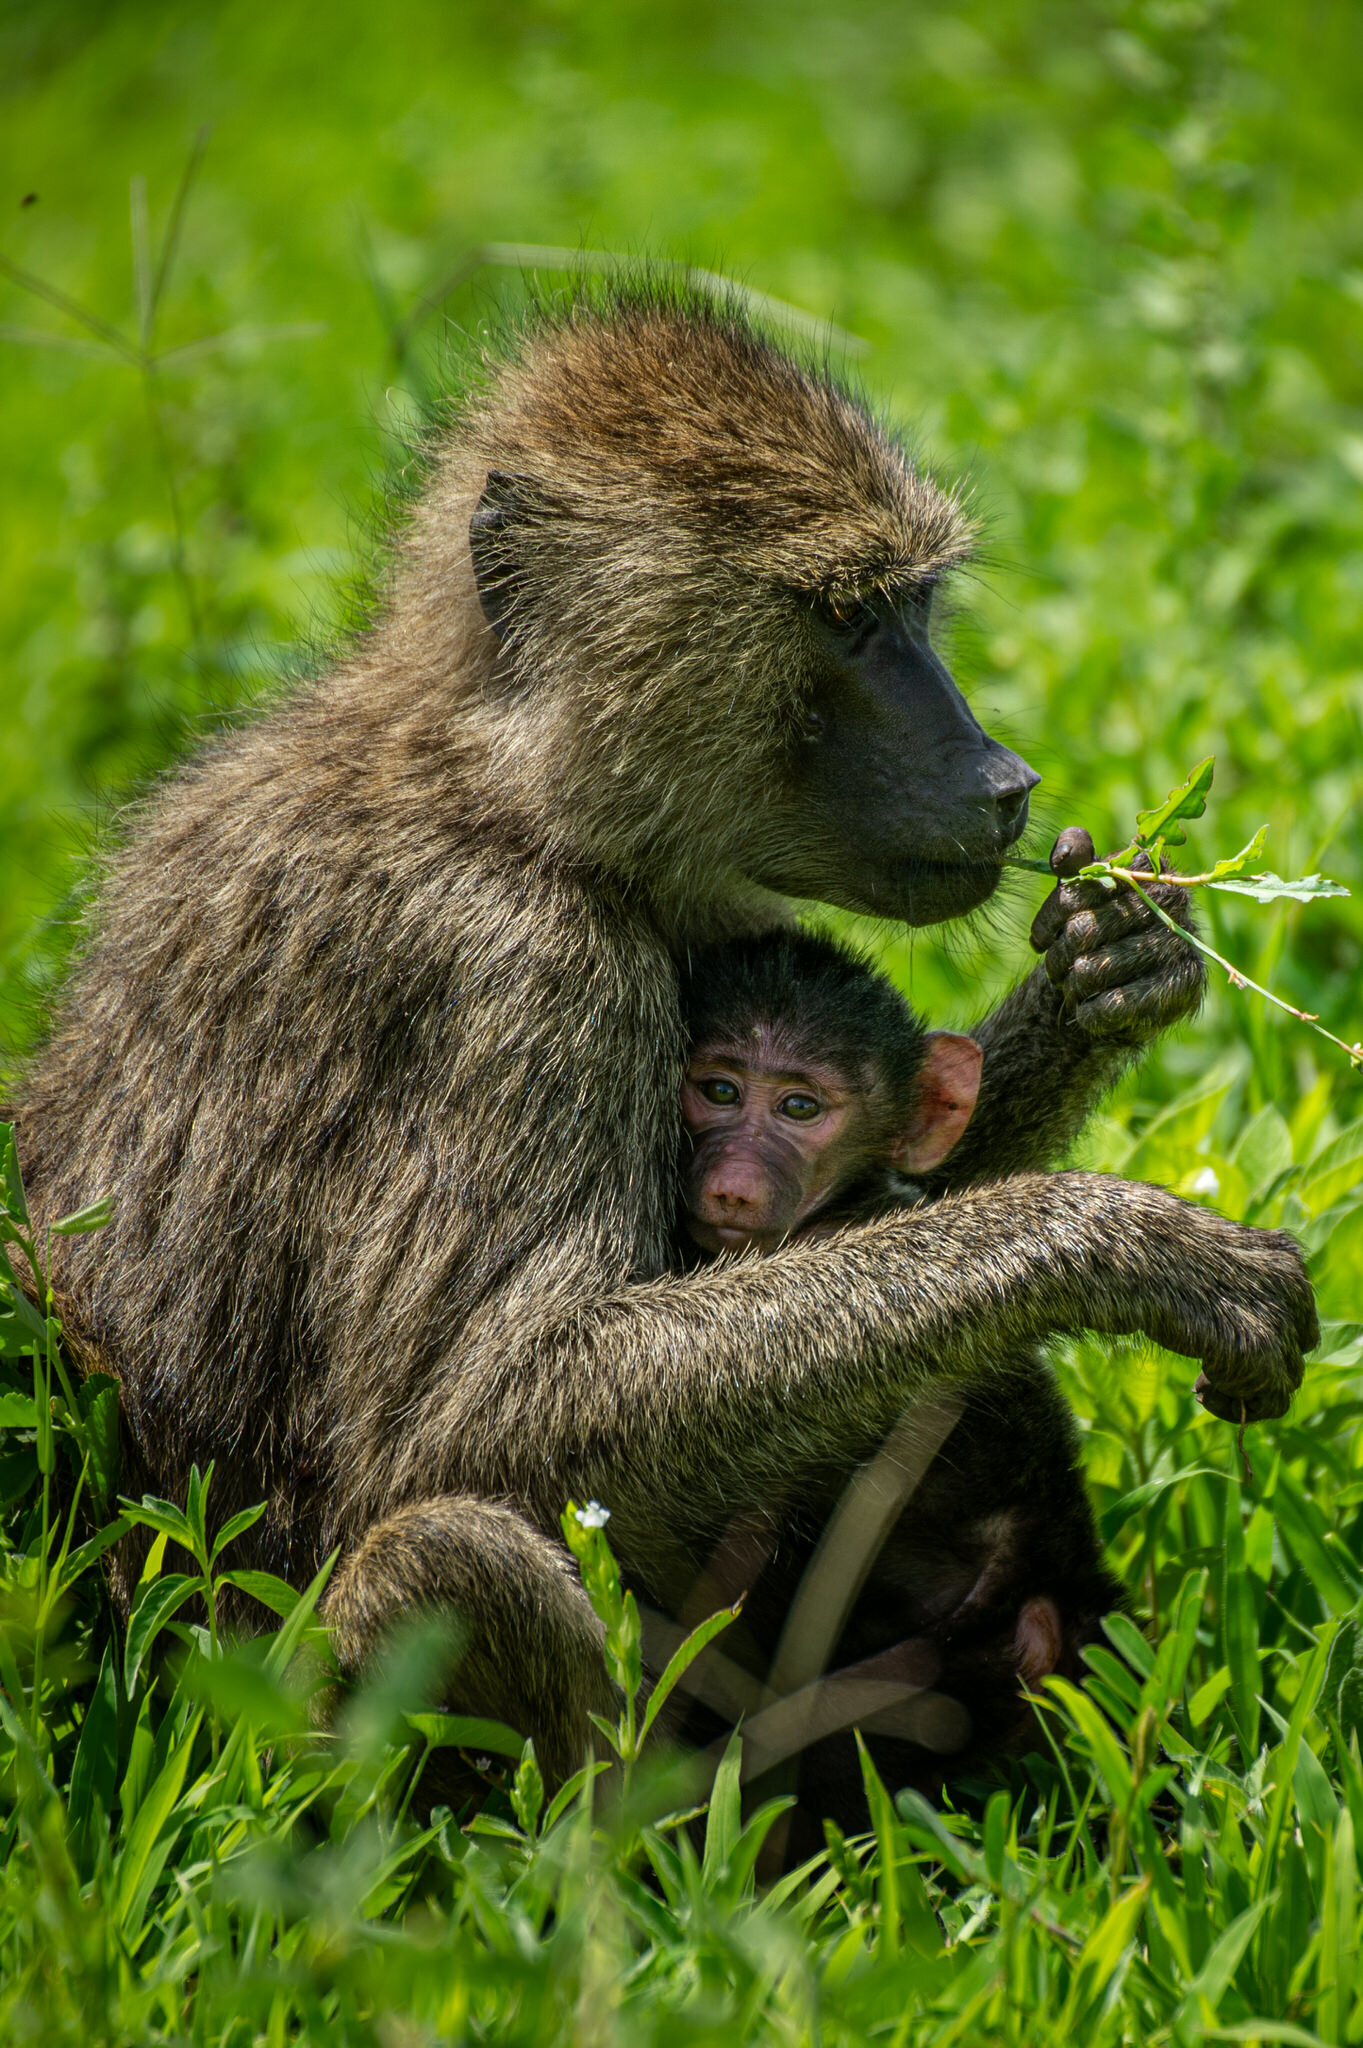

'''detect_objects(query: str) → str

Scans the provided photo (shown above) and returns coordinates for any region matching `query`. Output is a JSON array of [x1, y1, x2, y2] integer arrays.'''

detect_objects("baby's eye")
[[778, 1092, 821, 1122], [700, 1077, 740, 1107]]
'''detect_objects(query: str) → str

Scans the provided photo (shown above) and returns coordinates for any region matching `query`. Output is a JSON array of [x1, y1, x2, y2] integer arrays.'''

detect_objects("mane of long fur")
[[369, 280, 977, 893]]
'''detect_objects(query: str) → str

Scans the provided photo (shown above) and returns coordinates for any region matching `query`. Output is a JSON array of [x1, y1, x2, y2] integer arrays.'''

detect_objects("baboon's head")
[[443, 283, 1036, 924]]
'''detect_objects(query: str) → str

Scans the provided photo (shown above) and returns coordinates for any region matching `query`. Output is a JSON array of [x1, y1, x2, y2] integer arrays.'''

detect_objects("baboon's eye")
[[699, 1077, 741, 1107], [814, 591, 878, 638], [778, 1092, 822, 1122]]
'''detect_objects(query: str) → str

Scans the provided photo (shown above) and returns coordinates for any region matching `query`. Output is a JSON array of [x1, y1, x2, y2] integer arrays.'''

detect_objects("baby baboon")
[[13, 283, 1315, 1787], [670, 930, 1122, 1821], [678, 927, 983, 1255]]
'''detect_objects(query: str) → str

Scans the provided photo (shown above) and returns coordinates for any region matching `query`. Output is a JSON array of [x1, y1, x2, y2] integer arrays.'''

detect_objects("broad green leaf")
[[216, 1567, 302, 1621], [0, 1390, 39, 1428], [1301, 1119, 1363, 1213], [1047, 1677, 1134, 1804], [544, 1757, 612, 1829], [1222, 1482, 1261, 1756], [1231, 1104, 1294, 1195], [1135, 756, 1215, 847], [61, 1514, 132, 1590], [1209, 870, 1350, 902], [403, 1712, 526, 1760], [1069, 1879, 1149, 2017], [68, 1643, 119, 1872], [1188, 1667, 1233, 1726]]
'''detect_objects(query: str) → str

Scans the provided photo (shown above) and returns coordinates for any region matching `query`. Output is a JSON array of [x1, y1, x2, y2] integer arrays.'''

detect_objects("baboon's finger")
[[1041, 882, 1197, 984], [1066, 928, 1193, 1002], [1069, 959, 1205, 1038], [1195, 1371, 1295, 1424], [1029, 877, 1107, 953]]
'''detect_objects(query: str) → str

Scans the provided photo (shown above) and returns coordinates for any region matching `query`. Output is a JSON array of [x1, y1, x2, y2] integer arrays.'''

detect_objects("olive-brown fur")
[[11, 284, 1315, 1777]]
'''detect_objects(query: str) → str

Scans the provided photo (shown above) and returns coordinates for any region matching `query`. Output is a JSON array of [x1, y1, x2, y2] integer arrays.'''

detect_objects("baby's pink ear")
[[1014, 1595, 1063, 1689], [890, 1033, 982, 1172]]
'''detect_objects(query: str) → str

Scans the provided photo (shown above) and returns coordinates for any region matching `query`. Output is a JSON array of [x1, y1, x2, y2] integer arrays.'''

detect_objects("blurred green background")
[[4, 13, 1363, 2032], [2, 0, 1361, 1124]]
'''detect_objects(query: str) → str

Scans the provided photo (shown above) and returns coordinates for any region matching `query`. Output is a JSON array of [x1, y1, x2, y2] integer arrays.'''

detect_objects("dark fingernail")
[[1050, 827, 1095, 879]]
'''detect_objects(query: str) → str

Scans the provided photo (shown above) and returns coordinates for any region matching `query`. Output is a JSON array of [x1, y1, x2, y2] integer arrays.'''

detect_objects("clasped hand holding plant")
[[1007, 755, 1356, 1065]]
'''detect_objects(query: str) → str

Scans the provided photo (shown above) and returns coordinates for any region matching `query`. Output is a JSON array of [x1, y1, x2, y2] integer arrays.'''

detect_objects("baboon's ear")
[[1014, 1595, 1063, 1688], [469, 470, 529, 640], [889, 1032, 982, 1172]]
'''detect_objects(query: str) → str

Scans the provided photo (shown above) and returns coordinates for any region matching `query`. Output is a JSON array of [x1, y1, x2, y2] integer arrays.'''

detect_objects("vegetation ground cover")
[[2, 1, 1362, 2039]]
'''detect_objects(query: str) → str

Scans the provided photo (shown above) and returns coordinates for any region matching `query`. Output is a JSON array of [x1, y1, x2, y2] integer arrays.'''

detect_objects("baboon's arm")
[[363, 1169, 1313, 1539], [930, 871, 1206, 1186]]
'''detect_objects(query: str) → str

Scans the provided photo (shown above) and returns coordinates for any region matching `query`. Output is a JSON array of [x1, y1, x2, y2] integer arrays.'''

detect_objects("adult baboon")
[[13, 285, 1315, 1783]]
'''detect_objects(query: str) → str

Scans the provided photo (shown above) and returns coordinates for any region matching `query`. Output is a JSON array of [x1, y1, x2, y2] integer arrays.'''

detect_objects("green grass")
[[3, 0, 1363, 2039]]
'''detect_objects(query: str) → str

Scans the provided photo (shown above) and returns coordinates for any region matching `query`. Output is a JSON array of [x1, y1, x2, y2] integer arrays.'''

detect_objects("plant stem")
[[1120, 872, 1362, 1067]]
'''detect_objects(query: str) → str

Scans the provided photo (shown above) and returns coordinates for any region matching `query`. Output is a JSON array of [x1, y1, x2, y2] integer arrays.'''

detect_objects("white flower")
[[474, 1756, 493, 1772], [575, 1500, 611, 1529], [1190, 1167, 1220, 1197]]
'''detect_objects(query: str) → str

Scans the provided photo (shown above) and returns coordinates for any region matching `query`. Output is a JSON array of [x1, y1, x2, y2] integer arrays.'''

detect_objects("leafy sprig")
[[1009, 758, 1358, 1065]]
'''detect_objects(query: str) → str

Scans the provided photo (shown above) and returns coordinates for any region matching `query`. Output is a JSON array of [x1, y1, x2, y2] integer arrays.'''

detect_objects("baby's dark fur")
[[673, 931, 1123, 1827]]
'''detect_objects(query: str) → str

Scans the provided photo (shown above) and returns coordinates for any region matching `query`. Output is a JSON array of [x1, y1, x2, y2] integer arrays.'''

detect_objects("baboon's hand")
[[1029, 852, 1206, 1043], [1089, 1191, 1317, 1421]]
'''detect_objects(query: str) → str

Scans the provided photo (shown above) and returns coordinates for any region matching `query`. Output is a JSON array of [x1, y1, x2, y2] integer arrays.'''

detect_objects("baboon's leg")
[[324, 1495, 613, 1784]]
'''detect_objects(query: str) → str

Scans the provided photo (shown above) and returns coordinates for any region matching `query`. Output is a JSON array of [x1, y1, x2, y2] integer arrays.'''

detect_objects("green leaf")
[[61, 1513, 133, 1590], [120, 1493, 195, 1552], [402, 1712, 527, 1760], [0, 1390, 39, 1428], [1209, 870, 1350, 903], [1068, 1879, 1149, 2019], [1175, 1897, 1272, 2021], [124, 1572, 199, 1695], [1231, 1104, 1294, 1196], [115, 1706, 203, 1932], [1301, 1119, 1363, 1213], [1206, 824, 1270, 880], [639, 1601, 741, 1744], [209, 1500, 267, 1564], [215, 1567, 302, 1621], [50, 1195, 114, 1236], [1221, 1483, 1261, 1757], [1100, 1466, 1223, 1544], [1323, 1607, 1363, 1746], [702, 1734, 743, 1881], [1134, 756, 1215, 847], [511, 1740, 544, 1834], [0, 1274, 47, 1357], [0, 1124, 30, 1226], [76, 1372, 121, 1511], [68, 1644, 119, 1870]]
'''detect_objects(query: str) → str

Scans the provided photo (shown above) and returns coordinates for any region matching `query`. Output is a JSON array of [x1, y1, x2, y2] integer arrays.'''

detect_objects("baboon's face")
[[763, 587, 1038, 926]]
